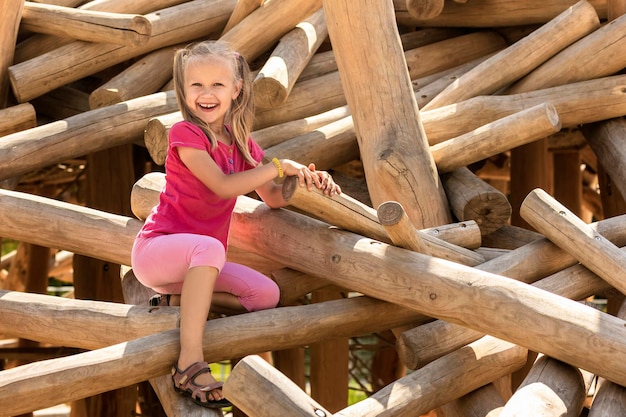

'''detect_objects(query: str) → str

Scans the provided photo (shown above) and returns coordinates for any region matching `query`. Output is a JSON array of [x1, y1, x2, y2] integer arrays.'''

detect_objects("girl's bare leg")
[[176, 265, 224, 401]]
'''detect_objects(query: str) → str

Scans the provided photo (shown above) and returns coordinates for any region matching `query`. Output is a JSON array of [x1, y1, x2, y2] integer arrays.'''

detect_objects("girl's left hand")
[[306, 163, 341, 196]]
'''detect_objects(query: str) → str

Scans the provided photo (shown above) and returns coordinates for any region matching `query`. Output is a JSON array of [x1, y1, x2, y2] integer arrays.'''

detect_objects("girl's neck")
[[211, 124, 232, 146]]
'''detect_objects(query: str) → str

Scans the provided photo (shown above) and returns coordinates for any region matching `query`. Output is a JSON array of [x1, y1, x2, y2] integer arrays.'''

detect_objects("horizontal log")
[[432, 102, 561, 173], [521, 188, 626, 295], [423, 0, 600, 109], [9, 0, 236, 103], [377, 201, 430, 254], [335, 336, 527, 417], [395, 0, 607, 27], [421, 74, 626, 145], [0, 91, 177, 181], [0, 295, 427, 416], [21, 2, 152, 46], [438, 383, 505, 417]]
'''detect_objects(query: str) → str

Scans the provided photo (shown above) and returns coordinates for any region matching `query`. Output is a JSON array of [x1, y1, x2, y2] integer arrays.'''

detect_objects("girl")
[[131, 40, 341, 409]]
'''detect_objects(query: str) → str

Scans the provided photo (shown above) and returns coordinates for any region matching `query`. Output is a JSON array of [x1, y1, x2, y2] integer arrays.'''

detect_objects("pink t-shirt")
[[138, 121, 264, 249]]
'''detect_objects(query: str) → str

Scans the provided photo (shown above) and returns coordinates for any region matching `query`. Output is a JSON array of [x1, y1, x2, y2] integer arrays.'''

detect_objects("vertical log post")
[[0, 0, 24, 107], [323, 0, 451, 228]]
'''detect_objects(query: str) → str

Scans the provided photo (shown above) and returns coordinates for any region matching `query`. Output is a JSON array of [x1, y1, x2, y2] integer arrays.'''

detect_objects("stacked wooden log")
[[1, 0, 626, 416]]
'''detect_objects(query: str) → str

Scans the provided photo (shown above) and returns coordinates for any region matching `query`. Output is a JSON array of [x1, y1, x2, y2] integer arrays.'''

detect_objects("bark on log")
[[0, 91, 177, 181], [253, 8, 327, 109], [9, 0, 236, 103], [89, 45, 178, 109], [219, 0, 322, 62], [421, 74, 626, 145], [581, 118, 626, 201], [431, 102, 562, 173], [521, 188, 626, 295], [0, 103, 36, 136], [0, 295, 427, 416], [335, 336, 527, 417], [395, 0, 607, 27], [499, 356, 586, 417], [506, 11, 626, 94], [21, 2, 152, 46], [323, 0, 450, 228], [224, 355, 332, 417], [442, 167, 511, 236], [0, 0, 23, 107], [422, 0, 600, 110]]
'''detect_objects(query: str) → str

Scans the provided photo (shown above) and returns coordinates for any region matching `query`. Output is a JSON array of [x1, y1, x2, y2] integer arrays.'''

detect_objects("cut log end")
[[376, 201, 405, 226]]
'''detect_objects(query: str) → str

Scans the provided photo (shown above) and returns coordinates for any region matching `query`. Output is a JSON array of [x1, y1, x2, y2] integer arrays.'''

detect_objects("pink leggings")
[[131, 234, 279, 312]]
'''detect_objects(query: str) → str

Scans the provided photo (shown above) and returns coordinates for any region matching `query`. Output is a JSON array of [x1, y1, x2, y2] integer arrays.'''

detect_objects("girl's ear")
[[232, 79, 243, 100]]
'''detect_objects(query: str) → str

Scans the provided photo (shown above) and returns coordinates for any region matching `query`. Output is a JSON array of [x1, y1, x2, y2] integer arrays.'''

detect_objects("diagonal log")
[[521, 188, 626, 295]]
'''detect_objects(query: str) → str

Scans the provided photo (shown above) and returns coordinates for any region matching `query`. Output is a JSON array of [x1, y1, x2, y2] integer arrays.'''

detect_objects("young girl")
[[131, 40, 340, 409]]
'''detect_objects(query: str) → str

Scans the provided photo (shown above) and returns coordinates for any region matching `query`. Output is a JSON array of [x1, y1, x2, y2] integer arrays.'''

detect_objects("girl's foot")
[[171, 361, 231, 408]]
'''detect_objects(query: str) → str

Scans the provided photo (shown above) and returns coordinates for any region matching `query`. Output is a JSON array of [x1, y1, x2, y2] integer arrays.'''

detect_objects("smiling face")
[[183, 55, 242, 132]]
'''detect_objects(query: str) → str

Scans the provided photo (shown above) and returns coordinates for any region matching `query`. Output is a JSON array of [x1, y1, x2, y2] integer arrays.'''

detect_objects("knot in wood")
[[429, 293, 437, 300], [331, 254, 341, 263], [313, 409, 327, 417]]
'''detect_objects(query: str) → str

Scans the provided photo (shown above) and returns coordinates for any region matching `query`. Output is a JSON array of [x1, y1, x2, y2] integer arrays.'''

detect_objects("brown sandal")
[[171, 361, 232, 409]]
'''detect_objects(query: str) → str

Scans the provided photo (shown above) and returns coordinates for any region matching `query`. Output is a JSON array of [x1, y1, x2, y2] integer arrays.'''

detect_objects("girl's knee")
[[247, 281, 280, 311]]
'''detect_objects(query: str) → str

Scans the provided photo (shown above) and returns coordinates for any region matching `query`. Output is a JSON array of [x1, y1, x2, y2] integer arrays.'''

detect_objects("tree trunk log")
[[441, 167, 512, 236], [224, 355, 332, 417], [335, 336, 526, 417], [21, 2, 152, 46], [431, 102, 561, 173], [499, 356, 586, 417], [8, 0, 236, 103], [220, 0, 262, 35], [438, 383, 505, 417], [0, 0, 23, 107], [395, 0, 607, 27], [0, 91, 177, 181], [253, 8, 327, 109], [421, 74, 626, 145], [423, 0, 600, 110], [323, 0, 450, 227], [0, 103, 36, 136], [521, 188, 626, 295], [506, 11, 626, 94]]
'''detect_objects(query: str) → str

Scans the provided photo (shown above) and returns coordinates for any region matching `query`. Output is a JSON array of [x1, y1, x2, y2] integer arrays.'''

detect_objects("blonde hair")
[[173, 40, 256, 166]]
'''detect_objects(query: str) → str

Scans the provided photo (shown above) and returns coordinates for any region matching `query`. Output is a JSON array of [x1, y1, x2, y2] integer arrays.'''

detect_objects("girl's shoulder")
[[169, 121, 208, 149]]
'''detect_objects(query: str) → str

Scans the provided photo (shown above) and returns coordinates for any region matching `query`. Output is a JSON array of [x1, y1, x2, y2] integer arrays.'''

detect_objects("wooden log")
[[14, 0, 186, 63], [219, 0, 322, 62], [89, 44, 179, 109], [395, 0, 607, 27], [377, 201, 430, 254], [220, 0, 262, 35], [588, 378, 626, 416], [0, 289, 180, 350], [481, 224, 543, 250], [442, 167, 512, 236], [253, 8, 327, 109], [0, 103, 36, 136], [0, 0, 23, 107], [420, 74, 626, 145], [393, 0, 446, 20], [31, 85, 91, 120], [422, 0, 600, 110], [0, 296, 428, 416], [431, 102, 562, 173], [499, 356, 586, 417], [506, 11, 626, 94], [0, 91, 177, 181], [438, 383, 505, 417], [21, 2, 152, 46], [521, 188, 626, 295], [224, 355, 332, 417], [270, 268, 333, 305], [8, 0, 236, 103], [335, 336, 527, 417], [581, 118, 626, 200], [279, 175, 484, 265], [323, 0, 450, 228]]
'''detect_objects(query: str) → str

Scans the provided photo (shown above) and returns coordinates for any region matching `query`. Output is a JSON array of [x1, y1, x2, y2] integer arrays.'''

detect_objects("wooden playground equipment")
[[1, 0, 626, 416]]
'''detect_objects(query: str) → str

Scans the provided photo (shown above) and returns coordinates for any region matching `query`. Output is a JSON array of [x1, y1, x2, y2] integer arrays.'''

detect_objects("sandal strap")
[[172, 361, 211, 390]]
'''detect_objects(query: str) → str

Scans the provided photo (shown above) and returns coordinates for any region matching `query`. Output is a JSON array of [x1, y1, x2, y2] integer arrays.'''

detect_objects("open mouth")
[[198, 103, 217, 111]]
